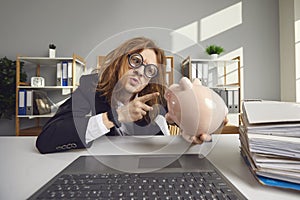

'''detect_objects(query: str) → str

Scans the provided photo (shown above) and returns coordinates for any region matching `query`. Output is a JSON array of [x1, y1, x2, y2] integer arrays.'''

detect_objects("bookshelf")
[[181, 56, 241, 134], [15, 54, 86, 136]]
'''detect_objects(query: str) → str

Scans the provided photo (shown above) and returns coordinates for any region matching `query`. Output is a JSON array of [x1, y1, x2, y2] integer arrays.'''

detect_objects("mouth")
[[129, 77, 140, 86]]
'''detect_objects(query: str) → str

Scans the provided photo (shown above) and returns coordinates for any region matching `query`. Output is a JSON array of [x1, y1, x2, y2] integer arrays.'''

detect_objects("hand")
[[182, 116, 229, 144], [117, 92, 159, 123], [181, 132, 212, 144], [165, 113, 175, 124]]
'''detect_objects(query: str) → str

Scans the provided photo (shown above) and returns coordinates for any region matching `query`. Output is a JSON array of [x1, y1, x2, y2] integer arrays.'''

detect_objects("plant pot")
[[210, 54, 218, 60], [49, 49, 56, 58]]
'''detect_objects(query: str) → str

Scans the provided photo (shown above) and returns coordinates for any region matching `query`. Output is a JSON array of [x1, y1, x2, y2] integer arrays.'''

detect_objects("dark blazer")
[[36, 74, 166, 154]]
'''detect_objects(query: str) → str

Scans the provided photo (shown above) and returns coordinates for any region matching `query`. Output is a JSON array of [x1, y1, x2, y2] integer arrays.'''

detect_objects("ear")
[[164, 89, 171, 100], [193, 78, 202, 86], [179, 77, 193, 91]]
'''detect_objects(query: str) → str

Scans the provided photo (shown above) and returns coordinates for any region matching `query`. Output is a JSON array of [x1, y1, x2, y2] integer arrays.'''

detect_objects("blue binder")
[[18, 89, 26, 115], [62, 61, 68, 86]]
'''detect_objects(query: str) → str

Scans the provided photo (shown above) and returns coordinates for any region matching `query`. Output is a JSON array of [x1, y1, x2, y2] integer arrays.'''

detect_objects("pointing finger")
[[138, 92, 159, 103]]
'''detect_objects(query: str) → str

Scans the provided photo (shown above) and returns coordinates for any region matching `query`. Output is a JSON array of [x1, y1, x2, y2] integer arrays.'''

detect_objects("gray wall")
[[0, 0, 280, 135]]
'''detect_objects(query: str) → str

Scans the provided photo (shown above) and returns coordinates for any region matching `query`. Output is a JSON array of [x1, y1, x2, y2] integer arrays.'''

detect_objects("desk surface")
[[0, 134, 299, 200]]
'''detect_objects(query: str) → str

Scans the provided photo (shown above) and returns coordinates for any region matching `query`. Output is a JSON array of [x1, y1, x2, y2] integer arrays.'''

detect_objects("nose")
[[133, 64, 145, 77]]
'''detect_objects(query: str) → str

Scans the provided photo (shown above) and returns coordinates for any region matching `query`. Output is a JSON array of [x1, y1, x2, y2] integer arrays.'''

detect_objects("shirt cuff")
[[155, 114, 170, 136], [86, 113, 110, 143]]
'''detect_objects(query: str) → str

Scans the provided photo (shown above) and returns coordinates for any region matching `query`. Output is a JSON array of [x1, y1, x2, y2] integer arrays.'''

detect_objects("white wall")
[[0, 0, 281, 135], [280, 0, 300, 102], [295, 0, 300, 102], [280, 0, 296, 102]]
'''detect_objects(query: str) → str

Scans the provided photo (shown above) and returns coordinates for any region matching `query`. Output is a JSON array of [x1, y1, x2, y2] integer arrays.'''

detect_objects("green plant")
[[205, 45, 224, 55], [0, 57, 27, 119]]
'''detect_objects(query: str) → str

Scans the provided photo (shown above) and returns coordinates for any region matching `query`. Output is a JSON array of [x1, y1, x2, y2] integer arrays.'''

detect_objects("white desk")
[[0, 134, 299, 200]]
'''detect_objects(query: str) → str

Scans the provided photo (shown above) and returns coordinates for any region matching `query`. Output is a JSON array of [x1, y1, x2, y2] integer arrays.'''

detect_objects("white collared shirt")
[[85, 101, 170, 143]]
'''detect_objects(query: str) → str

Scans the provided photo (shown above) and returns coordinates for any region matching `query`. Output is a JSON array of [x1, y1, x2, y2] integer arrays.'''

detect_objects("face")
[[122, 49, 158, 93]]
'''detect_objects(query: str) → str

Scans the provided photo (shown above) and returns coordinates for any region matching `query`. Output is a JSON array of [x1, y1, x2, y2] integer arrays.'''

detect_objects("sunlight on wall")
[[171, 2, 243, 53], [170, 21, 198, 53], [200, 2, 242, 41], [296, 19, 300, 102], [296, 42, 300, 102], [295, 19, 300, 43]]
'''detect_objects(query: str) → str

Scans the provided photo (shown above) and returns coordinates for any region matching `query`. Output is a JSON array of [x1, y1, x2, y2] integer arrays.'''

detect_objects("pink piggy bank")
[[164, 77, 228, 137]]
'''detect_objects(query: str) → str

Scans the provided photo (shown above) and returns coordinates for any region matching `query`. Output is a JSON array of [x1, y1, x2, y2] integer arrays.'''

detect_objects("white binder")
[[227, 90, 234, 113], [243, 100, 300, 124], [62, 62, 68, 86], [233, 89, 239, 113], [56, 62, 62, 86], [67, 62, 73, 86], [26, 90, 33, 115]]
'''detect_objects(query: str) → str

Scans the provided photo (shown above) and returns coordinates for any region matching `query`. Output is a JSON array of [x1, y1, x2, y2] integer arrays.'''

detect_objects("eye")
[[145, 64, 158, 78], [129, 54, 143, 68]]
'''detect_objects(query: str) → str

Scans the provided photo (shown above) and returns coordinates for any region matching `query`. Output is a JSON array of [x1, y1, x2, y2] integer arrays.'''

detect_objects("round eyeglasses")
[[128, 53, 158, 78]]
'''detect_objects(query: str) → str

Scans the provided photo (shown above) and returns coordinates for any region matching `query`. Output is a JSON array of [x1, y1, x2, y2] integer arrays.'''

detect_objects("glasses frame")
[[127, 53, 158, 78]]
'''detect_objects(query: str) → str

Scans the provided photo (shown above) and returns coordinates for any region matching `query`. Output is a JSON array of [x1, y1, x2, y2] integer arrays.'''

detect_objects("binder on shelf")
[[233, 89, 239, 113], [22, 90, 52, 115], [210, 67, 218, 88], [67, 62, 73, 86], [26, 90, 33, 115], [197, 63, 203, 80], [18, 89, 26, 115], [191, 62, 197, 80], [202, 63, 209, 86], [213, 88, 228, 107], [56, 62, 62, 86], [62, 61, 68, 86], [227, 90, 234, 113], [220, 89, 228, 106]]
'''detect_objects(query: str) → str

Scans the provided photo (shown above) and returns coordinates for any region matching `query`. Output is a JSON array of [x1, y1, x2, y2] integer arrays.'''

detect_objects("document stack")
[[239, 100, 300, 191]]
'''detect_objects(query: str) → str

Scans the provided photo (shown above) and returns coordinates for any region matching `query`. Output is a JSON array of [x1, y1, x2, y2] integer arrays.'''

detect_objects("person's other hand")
[[117, 92, 159, 123], [181, 116, 229, 144], [181, 132, 212, 144], [165, 113, 175, 124]]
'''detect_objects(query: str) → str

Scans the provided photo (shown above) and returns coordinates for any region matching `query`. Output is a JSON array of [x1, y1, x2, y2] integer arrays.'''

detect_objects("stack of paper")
[[239, 100, 300, 190]]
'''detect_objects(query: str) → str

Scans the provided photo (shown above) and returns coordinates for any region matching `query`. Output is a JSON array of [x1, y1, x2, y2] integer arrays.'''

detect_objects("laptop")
[[28, 154, 247, 199]]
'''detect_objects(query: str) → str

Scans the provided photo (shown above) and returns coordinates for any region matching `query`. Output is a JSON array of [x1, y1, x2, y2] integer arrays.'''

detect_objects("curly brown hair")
[[96, 37, 167, 122]]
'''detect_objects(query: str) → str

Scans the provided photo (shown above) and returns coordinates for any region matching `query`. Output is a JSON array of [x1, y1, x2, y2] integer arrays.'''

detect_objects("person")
[[36, 37, 214, 154]]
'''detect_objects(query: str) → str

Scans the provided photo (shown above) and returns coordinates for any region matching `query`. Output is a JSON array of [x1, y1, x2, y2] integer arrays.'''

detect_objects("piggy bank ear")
[[193, 78, 202, 86], [164, 89, 171, 100], [164, 88, 174, 100], [179, 77, 193, 91]]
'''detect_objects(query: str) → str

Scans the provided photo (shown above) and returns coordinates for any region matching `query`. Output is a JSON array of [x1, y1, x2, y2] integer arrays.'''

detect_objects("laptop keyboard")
[[37, 171, 241, 200]]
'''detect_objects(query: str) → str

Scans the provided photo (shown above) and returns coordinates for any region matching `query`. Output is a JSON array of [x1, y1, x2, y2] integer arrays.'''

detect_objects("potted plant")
[[0, 57, 27, 119], [205, 45, 224, 59]]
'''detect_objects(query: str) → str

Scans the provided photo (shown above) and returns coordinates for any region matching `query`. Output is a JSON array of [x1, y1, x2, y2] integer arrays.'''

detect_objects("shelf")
[[211, 84, 240, 89], [190, 58, 238, 63], [15, 54, 86, 136], [18, 56, 85, 66], [221, 124, 239, 134], [18, 86, 74, 89], [18, 113, 55, 118], [19, 126, 43, 136]]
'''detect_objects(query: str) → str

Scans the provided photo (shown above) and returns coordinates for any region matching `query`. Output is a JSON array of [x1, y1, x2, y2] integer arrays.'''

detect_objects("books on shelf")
[[56, 61, 76, 87], [213, 88, 239, 113], [239, 100, 300, 191], [18, 90, 53, 116]]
